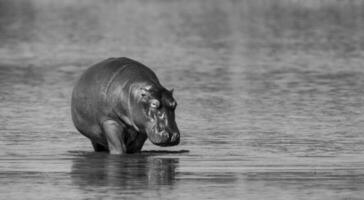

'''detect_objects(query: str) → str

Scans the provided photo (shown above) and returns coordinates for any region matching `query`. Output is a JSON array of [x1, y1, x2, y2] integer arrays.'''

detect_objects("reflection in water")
[[71, 152, 178, 190]]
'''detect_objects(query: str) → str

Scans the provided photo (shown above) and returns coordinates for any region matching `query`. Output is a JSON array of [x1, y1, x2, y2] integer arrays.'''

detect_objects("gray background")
[[0, 0, 363, 199]]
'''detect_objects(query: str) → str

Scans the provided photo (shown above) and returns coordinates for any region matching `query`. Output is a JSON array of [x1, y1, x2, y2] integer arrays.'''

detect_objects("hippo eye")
[[150, 99, 160, 109]]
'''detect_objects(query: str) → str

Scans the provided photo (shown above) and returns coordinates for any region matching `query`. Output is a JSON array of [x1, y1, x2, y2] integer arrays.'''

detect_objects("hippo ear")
[[144, 85, 153, 91]]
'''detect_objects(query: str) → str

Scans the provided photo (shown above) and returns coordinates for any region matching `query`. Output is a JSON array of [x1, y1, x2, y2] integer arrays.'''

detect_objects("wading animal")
[[71, 57, 180, 154]]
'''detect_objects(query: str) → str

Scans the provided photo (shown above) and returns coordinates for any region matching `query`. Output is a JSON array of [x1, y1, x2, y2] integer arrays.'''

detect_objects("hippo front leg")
[[126, 131, 147, 153], [102, 120, 127, 154]]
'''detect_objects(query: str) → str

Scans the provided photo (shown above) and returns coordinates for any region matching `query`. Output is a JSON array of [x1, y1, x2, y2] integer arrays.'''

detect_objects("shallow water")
[[1, 0, 364, 199]]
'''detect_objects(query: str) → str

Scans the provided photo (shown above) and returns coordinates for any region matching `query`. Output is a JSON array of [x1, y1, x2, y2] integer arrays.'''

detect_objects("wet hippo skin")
[[71, 57, 180, 154]]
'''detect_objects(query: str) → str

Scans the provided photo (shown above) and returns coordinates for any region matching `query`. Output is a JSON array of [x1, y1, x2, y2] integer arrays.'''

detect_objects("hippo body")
[[71, 57, 180, 154]]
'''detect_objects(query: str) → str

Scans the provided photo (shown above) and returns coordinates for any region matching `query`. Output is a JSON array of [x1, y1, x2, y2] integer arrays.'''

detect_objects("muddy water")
[[1, 0, 364, 199]]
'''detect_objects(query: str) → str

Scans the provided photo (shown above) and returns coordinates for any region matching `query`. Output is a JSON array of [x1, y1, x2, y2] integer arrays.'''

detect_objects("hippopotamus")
[[71, 57, 180, 154]]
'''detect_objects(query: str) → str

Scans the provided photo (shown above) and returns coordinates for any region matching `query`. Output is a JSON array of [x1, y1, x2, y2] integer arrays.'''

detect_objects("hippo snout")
[[148, 129, 180, 147], [170, 132, 180, 145]]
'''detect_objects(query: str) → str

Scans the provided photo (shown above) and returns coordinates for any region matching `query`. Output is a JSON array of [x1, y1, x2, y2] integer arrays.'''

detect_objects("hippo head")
[[131, 84, 180, 146]]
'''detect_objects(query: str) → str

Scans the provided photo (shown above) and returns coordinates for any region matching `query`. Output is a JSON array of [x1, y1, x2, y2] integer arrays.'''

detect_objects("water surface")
[[1, 0, 364, 199]]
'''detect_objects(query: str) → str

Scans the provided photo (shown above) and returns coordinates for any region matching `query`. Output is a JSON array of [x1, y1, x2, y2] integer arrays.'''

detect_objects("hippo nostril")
[[158, 130, 169, 138]]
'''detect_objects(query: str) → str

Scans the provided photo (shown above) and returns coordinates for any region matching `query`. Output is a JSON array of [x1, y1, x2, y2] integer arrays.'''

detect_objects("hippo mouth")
[[148, 125, 179, 147], [146, 115, 180, 147]]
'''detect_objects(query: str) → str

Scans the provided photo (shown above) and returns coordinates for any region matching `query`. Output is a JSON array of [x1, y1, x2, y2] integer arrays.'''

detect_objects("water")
[[1, 0, 364, 199]]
